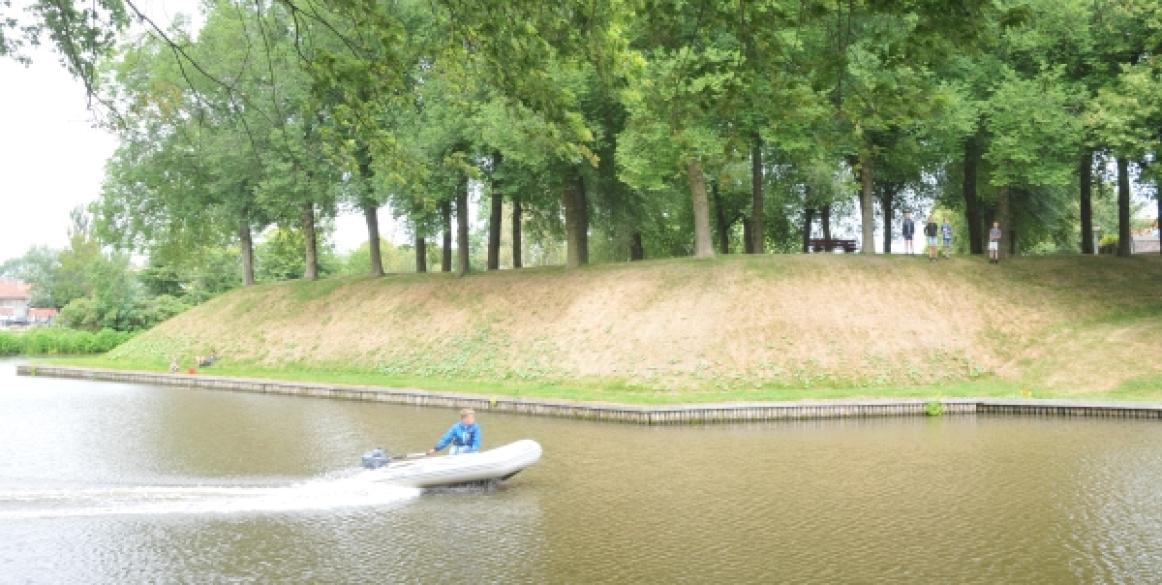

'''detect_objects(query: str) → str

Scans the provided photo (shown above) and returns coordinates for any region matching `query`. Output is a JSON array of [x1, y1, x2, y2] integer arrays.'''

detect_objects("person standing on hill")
[[988, 221, 1003, 264], [940, 217, 953, 257], [924, 216, 939, 262], [428, 408, 481, 455], [902, 212, 916, 255]]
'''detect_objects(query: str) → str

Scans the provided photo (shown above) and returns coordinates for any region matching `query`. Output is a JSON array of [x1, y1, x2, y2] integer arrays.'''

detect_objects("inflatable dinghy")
[[361, 440, 542, 488]]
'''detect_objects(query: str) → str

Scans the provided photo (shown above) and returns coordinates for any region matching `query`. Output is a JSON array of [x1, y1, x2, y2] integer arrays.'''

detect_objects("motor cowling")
[[361, 448, 391, 469]]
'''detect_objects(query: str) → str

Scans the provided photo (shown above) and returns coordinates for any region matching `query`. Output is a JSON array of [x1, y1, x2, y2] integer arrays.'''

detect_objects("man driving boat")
[[427, 408, 481, 455]]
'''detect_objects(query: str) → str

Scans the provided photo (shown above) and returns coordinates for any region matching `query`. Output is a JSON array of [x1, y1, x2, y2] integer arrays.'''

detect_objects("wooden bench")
[[809, 238, 859, 253]]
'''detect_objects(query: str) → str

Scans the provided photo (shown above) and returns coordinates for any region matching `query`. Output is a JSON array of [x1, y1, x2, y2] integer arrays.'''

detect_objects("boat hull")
[[374, 439, 542, 488]]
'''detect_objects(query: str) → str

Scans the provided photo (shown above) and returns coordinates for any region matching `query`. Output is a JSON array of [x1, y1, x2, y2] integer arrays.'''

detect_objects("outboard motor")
[[361, 448, 391, 469]]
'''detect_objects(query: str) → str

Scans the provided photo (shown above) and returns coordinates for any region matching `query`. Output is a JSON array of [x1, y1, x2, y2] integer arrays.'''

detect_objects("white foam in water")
[[0, 470, 421, 519]]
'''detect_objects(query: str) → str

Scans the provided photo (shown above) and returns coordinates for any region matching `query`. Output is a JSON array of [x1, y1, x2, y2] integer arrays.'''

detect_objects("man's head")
[[460, 408, 476, 425], [905, 212, 911, 218], [993, 221, 1000, 228]]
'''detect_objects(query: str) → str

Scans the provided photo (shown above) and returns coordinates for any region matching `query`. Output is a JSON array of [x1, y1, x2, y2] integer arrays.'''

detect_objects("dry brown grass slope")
[[107, 254, 1162, 392]]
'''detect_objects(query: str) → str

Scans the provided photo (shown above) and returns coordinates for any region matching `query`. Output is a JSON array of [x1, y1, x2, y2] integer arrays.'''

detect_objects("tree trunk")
[[363, 203, 384, 276], [880, 184, 894, 254], [712, 180, 730, 254], [858, 153, 875, 254], [750, 133, 764, 254], [487, 187, 502, 270], [563, 169, 588, 269], [821, 203, 832, 241], [802, 207, 814, 253], [441, 200, 452, 272], [357, 144, 384, 277], [997, 186, 1011, 260], [1117, 157, 1132, 257], [414, 234, 427, 273], [578, 179, 589, 266], [1157, 185, 1161, 255], [301, 201, 319, 281], [630, 231, 645, 261], [1079, 151, 1094, 255], [687, 159, 715, 258], [238, 209, 254, 286], [456, 176, 470, 276], [963, 134, 984, 254], [512, 195, 523, 269]]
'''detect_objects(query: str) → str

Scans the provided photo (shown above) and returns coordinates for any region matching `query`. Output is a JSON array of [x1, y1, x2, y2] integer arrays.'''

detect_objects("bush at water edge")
[[0, 328, 134, 356]]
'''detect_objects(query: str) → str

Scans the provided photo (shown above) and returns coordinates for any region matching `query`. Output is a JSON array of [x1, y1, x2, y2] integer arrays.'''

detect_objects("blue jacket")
[[433, 421, 481, 453]]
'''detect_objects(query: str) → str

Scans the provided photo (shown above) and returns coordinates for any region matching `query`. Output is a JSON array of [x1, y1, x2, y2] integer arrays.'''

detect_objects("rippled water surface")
[[2, 360, 1162, 583]]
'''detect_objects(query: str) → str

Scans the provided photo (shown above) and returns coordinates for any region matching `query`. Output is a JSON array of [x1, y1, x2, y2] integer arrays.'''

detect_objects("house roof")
[[0, 280, 31, 301]]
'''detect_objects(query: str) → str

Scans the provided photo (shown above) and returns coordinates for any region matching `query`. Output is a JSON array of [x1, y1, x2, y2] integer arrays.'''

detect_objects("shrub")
[[0, 327, 133, 355], [0, 332, 21, 355], [57, 297, 102, 331], [58, 294, 190, 332], [133, 294, 190, 330]]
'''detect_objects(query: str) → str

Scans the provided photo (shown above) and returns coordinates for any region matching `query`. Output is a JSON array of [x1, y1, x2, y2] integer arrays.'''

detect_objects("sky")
[[0, 44, 118, 261], [0, 0, 392, 264], [1, 0, 189, 262]]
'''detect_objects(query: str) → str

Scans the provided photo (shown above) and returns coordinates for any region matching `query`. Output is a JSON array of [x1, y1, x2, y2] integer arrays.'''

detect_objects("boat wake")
[[0, 471, 421, 519]]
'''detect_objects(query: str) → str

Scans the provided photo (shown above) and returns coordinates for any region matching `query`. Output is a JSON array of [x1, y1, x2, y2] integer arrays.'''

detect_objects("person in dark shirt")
[[902, 212, 915, 255], [924, 216, 939, 262]]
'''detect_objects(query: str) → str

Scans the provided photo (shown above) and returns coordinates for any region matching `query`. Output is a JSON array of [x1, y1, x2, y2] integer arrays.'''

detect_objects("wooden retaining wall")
[[15, 365, 1162, 425], [977, 399, 1162, 419]]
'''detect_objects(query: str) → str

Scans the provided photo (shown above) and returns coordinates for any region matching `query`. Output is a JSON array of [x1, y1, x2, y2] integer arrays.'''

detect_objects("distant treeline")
[[5, 0, 1162, 294]]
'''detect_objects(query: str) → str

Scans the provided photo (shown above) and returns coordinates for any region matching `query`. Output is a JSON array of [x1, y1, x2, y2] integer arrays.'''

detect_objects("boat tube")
[[361, 440, 543, 488]]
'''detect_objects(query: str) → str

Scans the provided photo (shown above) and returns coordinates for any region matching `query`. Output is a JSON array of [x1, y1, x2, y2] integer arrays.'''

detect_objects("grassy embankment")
[[50, 254, 1162, 404]]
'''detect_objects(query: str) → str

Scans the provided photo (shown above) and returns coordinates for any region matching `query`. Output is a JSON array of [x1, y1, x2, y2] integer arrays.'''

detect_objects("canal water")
[[2, 359, 1161, 583]]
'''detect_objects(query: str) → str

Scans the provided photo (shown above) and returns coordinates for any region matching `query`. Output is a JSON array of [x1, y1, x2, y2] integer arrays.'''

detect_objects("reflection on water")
[[1, 359, 1162, 583]]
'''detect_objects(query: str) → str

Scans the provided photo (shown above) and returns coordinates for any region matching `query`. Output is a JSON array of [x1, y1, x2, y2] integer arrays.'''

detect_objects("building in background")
[[0, 280, 31, 327], [1132, 219, 1161, 254], [0, 281, 57, 327], [28, 307, 59, 325]]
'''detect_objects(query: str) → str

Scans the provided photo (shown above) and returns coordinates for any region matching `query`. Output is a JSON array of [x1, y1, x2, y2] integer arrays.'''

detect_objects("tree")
[[619, 2, 751, 259], [1087, 62, 1160, 257], [820, 2, 993, 254], [984, 70, 1081, 257], [1, 0, 128, 97], [1, 245, 60, 306], [302, 0, 418, 277], [26, 0, 1162, 282], [95, 4, 288, 287], [49, 208, 148, 330]]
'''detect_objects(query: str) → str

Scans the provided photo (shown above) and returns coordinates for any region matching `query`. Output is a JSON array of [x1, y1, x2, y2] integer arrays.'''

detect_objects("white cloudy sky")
[[0, 44, 119, 261], [1, 0, 186, 261], [0, 0, 396, 263]]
